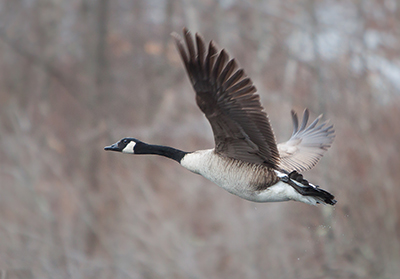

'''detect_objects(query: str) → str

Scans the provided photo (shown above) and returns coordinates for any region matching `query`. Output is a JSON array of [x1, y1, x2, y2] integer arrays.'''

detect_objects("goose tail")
[[283, 171, 336, 205]]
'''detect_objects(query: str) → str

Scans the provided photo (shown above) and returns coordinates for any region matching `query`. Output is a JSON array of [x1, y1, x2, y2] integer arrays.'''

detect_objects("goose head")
[[104, 138, 140, 154]]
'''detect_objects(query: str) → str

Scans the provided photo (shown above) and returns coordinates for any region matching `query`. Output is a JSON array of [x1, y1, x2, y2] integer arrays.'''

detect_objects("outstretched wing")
[[277, 109, 335, 172], [173, 28, 280, 168]]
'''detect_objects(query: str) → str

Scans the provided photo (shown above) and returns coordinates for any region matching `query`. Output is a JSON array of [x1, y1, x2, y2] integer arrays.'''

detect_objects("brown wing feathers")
[[173, 28, 280, 168]]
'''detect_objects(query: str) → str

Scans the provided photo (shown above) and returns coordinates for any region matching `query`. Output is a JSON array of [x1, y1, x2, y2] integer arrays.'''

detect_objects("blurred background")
[[0, 0, 399, 278]]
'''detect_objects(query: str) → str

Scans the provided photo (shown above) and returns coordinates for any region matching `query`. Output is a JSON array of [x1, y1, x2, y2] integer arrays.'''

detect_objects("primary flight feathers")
[[278, 109, 334, 172]]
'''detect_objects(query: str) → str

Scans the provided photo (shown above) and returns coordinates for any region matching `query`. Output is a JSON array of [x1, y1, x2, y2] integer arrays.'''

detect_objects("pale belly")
[[180, 149, 294, 202]]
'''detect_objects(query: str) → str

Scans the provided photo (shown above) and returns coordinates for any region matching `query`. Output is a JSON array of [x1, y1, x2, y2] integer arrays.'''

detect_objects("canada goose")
[[105, 29, 336, 206]]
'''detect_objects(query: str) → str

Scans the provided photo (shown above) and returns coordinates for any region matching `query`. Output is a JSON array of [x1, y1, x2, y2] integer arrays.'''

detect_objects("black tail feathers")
[[287, 171, 337, 205]]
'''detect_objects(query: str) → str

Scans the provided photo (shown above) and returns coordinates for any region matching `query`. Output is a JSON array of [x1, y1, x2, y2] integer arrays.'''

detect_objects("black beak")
[[104, 143, 120, 151]]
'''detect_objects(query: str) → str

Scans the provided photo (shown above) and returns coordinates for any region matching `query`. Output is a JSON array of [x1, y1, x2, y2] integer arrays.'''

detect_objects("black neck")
[[134, 142, 188, 163]]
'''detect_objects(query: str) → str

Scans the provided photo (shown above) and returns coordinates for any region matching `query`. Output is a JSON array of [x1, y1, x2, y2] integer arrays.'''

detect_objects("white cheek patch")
[[122, 141, 136, 153]]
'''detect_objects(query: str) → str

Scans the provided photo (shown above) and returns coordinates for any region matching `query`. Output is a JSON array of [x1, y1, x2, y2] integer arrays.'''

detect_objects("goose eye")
[[123, 139, 128, 144]]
